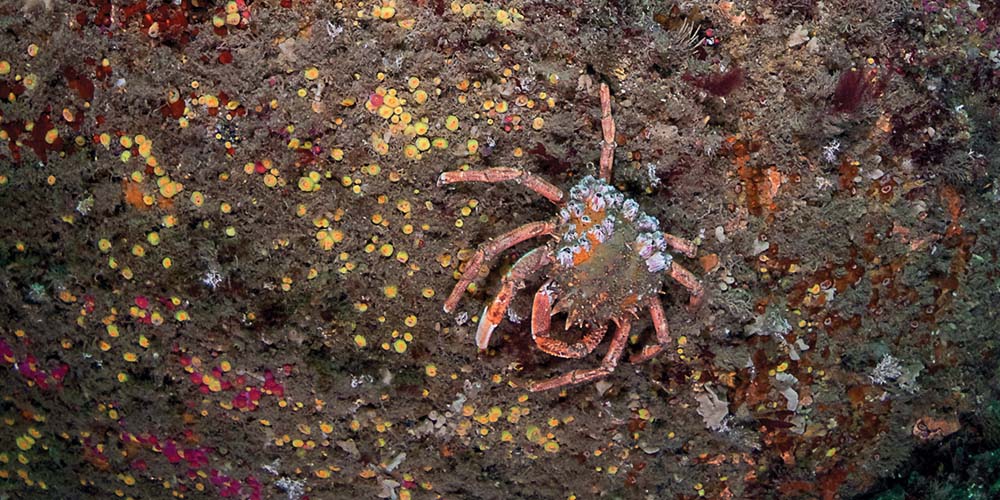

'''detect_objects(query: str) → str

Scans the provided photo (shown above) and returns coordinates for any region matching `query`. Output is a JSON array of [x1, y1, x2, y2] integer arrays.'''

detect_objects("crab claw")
[[475, 305, 499, 350], [472, 247, 554, 350], [475, 273, 519, 350], [530, 282, 556, 341]]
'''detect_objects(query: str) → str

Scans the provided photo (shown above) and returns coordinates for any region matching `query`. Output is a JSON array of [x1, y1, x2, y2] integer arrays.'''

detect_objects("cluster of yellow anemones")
[[211, 0, 246, 27], [364, 76, 469, 162], [366, 86, 406, 120], [98, 133, 160, 167], [298, 171, 322, 192], [494, 8, 524, 27]]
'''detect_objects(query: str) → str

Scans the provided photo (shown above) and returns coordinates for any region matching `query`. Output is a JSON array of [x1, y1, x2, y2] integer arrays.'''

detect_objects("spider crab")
[[438, 83, 704, 392]]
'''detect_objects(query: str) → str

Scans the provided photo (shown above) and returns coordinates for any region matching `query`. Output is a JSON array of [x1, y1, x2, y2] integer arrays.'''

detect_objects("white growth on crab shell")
[[556, 247, 575, 267], [636, 231, 670, 272], [621, 199, 639, 220], [569, 183, 592, 201], [587, 190, 607, 211], [635, 233, 656, 258], [553, 175, 673, 276], [587, 227, 607, 244], [637, 214, 659, 232], [601, 215, 616, 235], [645, 252, 672, 273]]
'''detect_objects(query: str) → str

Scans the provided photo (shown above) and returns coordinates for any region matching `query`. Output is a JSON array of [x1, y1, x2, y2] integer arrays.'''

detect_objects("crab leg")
[[599, 83, 616, 183], [662, 232, 698, 259], [530, 283, 607, 359], [629, 296, 672, 364], [475, 247, 553, 350], [438, 167, 565, 205], [668, 261, 705, 310], [529, 317, 632, 392], [443, 221, 556, 313]]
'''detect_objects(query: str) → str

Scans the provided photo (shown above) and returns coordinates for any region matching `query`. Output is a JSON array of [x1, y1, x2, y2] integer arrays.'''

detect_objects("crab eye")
[[580, 215, 591, 224]]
